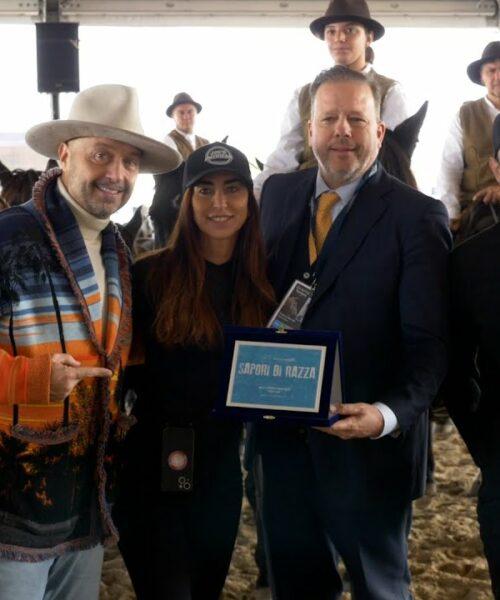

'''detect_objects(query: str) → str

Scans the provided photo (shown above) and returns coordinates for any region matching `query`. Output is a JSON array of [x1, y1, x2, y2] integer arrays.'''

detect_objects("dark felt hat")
[[467, 41, 500, 86], [166, 92, 202, 117], [183, 142, 253, 191], [310, 0, 384, 41], [494, 114, 500, 157]]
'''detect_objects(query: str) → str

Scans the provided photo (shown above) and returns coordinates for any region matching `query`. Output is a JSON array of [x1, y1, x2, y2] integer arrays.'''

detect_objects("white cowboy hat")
[[25, 84, 181, 174]]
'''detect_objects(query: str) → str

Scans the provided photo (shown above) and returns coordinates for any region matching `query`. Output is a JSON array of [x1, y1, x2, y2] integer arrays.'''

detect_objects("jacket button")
[[303, 272, 310, 280]]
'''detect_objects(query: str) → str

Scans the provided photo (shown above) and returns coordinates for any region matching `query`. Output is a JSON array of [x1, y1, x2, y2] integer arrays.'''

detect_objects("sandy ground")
[[100, 426, 492, 600]]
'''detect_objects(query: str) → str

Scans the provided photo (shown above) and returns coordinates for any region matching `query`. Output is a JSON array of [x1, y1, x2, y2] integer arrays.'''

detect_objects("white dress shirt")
[[164, 129, 198, 152], [254, 64, 410, 197], [435, 96, 499, 220], [313, 170, 399, 438]]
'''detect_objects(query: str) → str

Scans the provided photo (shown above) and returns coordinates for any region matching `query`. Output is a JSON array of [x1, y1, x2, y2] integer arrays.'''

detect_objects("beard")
[[318, 147, 366, 188], [313, 132, 380, 188], [77, 177, 131, 219]]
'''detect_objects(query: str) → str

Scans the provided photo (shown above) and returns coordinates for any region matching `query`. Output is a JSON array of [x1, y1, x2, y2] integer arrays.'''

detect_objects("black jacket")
[[257, 165, 451, 507], [445, 223, 500, 467]]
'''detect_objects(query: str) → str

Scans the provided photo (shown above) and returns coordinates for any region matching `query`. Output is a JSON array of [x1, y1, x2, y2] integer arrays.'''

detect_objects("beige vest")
[[298, 69, 396, 170], [459, 98, 496, 209], [169, 130, 209, 160]]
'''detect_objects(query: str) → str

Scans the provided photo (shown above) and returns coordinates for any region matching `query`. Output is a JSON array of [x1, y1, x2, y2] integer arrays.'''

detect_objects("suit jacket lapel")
[[309, 167, 393, 311], [266, 172, 315, 296]]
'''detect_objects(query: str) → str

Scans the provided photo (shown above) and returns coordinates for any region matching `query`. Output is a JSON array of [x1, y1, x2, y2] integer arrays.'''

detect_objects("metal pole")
[[51, 92, 60, 120]]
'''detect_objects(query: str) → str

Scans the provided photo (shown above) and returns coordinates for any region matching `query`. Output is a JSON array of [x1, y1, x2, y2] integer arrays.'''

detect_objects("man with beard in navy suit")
[[254, 66, 451, 600]]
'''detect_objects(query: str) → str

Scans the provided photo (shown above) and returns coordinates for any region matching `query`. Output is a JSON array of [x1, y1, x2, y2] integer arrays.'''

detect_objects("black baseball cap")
[[182, 142, 253, 191], [494, 114, 500, 157]]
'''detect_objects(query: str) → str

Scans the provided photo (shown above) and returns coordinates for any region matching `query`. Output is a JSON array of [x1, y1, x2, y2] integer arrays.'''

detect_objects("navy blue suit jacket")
[[258, 165, 452, 507]]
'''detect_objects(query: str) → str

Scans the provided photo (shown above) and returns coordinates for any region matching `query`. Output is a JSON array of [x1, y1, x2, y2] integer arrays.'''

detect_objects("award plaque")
[[214, 326, 345, 426]]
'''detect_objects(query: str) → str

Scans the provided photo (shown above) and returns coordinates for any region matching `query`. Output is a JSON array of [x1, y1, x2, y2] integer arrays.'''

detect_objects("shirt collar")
[[484, 96, 500, 113], [314, 171, 362, 206], [176, 128, 196, 142]]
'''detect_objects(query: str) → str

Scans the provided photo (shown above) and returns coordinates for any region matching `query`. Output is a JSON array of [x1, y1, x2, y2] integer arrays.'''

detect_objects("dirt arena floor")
[[100, 426, 493, 600]]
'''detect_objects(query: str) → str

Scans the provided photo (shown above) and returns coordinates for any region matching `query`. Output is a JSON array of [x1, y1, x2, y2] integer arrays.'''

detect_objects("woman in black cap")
[[114, 142, 274, 599]]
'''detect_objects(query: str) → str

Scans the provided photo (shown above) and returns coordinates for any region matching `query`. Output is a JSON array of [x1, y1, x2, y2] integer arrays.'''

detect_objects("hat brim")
[[25, 120, 181, 174], [467, 58, 492, 86], [310, 15, 385, 41], [183, 165, 253, 192], [166, 101, 202, 118]]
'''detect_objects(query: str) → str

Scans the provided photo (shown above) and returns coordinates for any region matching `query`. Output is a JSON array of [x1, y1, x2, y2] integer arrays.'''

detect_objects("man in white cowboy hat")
[[436, 41, 500, 230], [253, 0, 409, 198], [0, 84, 179, 600], [164, 91, 209, 160]]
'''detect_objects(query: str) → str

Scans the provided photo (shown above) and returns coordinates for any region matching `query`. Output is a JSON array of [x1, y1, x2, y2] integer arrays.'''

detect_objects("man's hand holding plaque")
[[316, 403, 384, 439]]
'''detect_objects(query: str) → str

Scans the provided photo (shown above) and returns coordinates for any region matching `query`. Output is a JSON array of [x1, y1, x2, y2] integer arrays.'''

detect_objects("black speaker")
[[36, 22, 80, 94]]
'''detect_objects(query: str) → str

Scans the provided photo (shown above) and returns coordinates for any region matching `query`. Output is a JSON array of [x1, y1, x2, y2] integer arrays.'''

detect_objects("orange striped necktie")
[[308, 191, 341, 264]]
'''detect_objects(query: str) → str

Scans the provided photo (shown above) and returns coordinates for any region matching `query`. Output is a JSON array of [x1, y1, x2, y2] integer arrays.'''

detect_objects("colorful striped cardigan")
[[0, 170, 132, 561]]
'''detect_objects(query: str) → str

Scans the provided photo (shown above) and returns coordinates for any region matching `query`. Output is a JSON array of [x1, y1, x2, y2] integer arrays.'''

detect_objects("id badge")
[[161, 427, 195, 493], [267, 279, 314, 330]]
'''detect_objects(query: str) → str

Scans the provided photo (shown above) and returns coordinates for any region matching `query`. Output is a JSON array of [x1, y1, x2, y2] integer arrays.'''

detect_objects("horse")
[[117, 163, 185, 256], [149, 162, 185, 249], [0, 159, 58, 209], [378, 101, 428, 189]]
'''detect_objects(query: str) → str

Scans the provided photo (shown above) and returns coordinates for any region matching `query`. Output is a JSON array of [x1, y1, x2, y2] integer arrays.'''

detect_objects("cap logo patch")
[[205, 146, 233, 166]]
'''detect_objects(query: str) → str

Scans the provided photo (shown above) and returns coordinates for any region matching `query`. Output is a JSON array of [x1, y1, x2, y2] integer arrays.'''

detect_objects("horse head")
[[379, 102, 428, 189]]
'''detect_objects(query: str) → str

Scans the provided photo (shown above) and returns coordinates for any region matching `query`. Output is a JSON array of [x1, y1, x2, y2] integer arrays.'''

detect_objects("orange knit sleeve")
[[0, 350, 52, 406]]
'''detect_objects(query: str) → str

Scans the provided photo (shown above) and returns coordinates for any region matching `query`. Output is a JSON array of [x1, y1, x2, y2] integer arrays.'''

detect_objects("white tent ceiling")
[[0, 0, 498, 28]]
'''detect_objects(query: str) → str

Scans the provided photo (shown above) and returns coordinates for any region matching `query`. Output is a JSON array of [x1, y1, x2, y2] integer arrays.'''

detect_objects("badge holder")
[[267, 279, 314, 330]]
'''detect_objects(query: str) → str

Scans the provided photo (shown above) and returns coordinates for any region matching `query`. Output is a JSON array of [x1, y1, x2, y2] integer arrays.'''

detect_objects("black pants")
[[114, 428, 242, 600], [478, 460, 500, 599], [255, 443, 412, 600]]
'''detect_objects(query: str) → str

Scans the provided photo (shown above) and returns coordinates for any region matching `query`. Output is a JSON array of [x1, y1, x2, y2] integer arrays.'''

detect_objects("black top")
[[130, 254, 236, 427], [121, 253, 242, 494]]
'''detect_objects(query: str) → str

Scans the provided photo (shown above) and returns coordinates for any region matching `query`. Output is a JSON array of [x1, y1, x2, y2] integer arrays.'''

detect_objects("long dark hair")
[[144, 185, 275, 348]]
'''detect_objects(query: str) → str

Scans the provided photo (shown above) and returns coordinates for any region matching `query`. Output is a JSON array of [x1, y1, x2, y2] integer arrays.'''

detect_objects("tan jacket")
[[459, 98, 496, 209], [168, 130, 209, 160]]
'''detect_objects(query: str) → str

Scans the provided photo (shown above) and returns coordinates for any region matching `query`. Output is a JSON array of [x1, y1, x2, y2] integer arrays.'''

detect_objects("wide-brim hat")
[[310, 0, 384, 41], [467, 41, 500, 86], [183, 142, 253, 191], [166, 92, 202, 118], [26, 84, 181, 174]]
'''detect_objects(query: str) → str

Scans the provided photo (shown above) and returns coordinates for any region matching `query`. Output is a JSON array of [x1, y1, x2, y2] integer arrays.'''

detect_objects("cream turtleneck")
[[57, 179, 110, 336]]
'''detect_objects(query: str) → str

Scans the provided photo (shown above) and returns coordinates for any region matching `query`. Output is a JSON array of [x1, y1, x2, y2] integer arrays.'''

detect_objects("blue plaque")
[[215, 327, 345, 426]]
